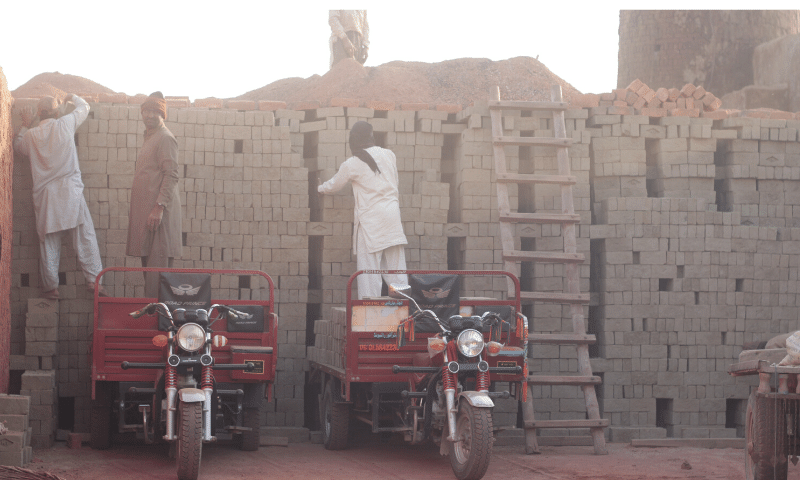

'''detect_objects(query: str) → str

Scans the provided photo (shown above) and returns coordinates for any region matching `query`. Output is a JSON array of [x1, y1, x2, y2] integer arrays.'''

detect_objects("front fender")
[[458, 391, 494, 408], [178, 388, 205, 403]]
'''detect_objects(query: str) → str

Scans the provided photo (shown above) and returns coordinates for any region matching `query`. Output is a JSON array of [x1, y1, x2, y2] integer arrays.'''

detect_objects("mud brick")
[[225, 100, 256, 110], [397, 102, 428, 112], [194, 97, 223, 108], [315, 106, 345, 118], [680, 84, 697, 97], [646, 97, 662, 108], [692, 85, 707, 100], [0, 415, 28, 432], [292, 101, 321, 110], [329, 97, 359, 108], [366, 100, 395, 111], [25, 342, 56, 356], [25, 312, 57, 327], [30, 434, 54, 449], [258, 100, 286, 111], [627, 79, 644, 92], [702, 110, 730, 120], [633, 97, 647, 110], [669, 109, 700, 118], [685, 97, 695, 110], [641, 88, 657, 103], [0, 431, 24, 452], [662, 101, 677, 110], [608, 106, 633, 115], [639, 108, 668, 118], [98, 93, 127, 103], [676, 97, 686, 109], [0, 449, 27, 467], [25, 327, 57, 342], [21, 371, 55, 391], [27, 298, 57, 315], [654, 87, 670, 102], [435, 103, 462, 113], [625, 91, 639, 105]]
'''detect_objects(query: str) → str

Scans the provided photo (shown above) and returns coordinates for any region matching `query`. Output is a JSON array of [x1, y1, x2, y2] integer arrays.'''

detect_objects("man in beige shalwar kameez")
[[126, 92, 182, 297], [13, 94, 106, 299]]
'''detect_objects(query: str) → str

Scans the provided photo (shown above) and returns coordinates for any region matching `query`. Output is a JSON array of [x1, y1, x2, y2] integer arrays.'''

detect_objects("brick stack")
[[20, 371, 56, 448], [646, 132, 717, 204], [306, 308, 346, 370], [0, 395, 32, 467]]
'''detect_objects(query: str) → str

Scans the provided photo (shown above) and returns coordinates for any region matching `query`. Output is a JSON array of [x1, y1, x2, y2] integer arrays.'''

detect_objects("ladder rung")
[[503, 250, 584, 264], [496, 173, 577, 186], [488, 100, 568, 111], [527, 375, 602, 386], [500, 213, 581, 224], [524, 419, 610, 429], [493, 136, 573, 147], [527, 333, 596, 344], [518, 292, 590, 304]]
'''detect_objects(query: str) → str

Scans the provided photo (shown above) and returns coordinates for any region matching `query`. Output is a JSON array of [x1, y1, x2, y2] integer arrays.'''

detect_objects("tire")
[[321, 381, 350, 450], [449, 402, 493, 480], [176, 402, 203, 480], [90, 382, 112, 450], [240, 408, 261, 451], [746, 392, 788, 480]]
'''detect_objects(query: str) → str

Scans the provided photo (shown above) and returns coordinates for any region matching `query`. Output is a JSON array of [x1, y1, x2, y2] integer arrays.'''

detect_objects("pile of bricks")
[[307, 308, 346, 370], [19, 371, 56, 449], [0, 395, 32, 467]]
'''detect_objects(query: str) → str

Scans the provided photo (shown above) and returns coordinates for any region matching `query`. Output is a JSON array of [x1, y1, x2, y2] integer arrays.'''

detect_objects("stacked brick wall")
[[618, 10, 800, 100], [8, 94, 800, 441], [0, 68, 11, 394]]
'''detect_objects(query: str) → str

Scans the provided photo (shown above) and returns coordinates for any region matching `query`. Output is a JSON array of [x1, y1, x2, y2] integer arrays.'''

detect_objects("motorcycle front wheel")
[[176, 402, 203, 480], [449, 402, 493, 480]]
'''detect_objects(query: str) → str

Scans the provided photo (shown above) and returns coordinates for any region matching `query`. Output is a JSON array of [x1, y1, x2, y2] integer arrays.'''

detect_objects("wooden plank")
[[536, 436, 594, 446], [488, 100, 568, 111], [503, 250, 584, 264], [524, 419, 610, 429], [493, 136, 573, 147], [500, 212, 581, 224], [738, 348, 784, 364], [631, 438, 745, 449], [496, 172, 577, 185], [519, 291, 590, 304], [527, 375, 602, 386], [528, 333, 596, 344]]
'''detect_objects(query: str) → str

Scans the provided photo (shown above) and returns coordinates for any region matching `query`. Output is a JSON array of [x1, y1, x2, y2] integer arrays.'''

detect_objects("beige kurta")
[[13, 95, 91, 238], [318, 146, 407, 254], [126, 125, 182, 258]]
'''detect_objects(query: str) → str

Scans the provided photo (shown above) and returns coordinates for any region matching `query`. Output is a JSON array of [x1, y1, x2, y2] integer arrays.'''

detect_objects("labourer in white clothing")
[[14, 94, 107, 300], [329, 10, 369, 68], [318, 121, 408, 299]]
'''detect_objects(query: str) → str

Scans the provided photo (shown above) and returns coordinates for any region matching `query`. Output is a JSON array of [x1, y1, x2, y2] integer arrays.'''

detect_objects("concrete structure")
[[0, 68, 12, 395], [618, 11, 800, 100], [5, 94, 800, 442]]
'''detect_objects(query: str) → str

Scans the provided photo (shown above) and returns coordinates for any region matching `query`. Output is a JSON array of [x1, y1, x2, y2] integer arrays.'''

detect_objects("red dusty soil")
[[11, 72, 115, 100], [15, 440, 772, 480], [234, 56, 581, 107], [11, 56, 580, 108]]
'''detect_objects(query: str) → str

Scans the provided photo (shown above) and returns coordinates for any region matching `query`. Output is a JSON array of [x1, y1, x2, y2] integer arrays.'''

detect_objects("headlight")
[[176, 323, 206, 352], [457, 329, 484, 357]]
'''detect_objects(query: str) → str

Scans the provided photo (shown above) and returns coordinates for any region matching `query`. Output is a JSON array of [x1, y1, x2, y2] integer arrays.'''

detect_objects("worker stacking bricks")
[[19, 371, 56, 449], [0, 394, 33, 467]]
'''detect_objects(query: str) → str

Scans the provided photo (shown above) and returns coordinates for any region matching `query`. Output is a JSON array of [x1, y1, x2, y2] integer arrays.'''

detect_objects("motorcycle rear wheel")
[[176, 402, 203, 480], [449, 402, 493, 480], [321, 381, 350, 450]]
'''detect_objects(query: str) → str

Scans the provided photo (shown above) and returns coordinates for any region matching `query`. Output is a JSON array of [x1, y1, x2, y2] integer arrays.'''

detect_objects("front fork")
[[200, 343, 214, 442], [442, 348, 491, 442]]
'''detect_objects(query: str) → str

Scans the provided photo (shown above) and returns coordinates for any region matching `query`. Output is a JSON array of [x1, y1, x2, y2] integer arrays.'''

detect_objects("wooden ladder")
[[489, 85, 608, 455]]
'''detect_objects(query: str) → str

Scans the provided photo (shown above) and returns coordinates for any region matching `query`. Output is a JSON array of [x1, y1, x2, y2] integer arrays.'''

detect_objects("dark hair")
[[349, 121, 380, 173], [149, 91, 164, 99]]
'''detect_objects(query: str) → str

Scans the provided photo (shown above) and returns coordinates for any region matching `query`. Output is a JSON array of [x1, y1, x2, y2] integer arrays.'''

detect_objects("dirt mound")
[[235, 56, 581, 107], [12, 72, 114, 99]]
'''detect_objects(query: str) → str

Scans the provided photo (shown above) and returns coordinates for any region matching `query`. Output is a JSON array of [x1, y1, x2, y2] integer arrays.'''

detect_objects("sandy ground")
[[14, 438, 790, 480]]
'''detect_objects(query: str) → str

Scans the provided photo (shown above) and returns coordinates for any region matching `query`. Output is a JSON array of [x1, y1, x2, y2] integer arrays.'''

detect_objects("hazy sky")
[[2, 2, 796, 101]]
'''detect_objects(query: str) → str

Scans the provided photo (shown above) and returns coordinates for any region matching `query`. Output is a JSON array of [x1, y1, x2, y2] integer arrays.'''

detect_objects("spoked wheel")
[[321, 381, 350, 450], [449, 402, 493, 480], [746, 392, 788, 480], [176, 402, 203, 480]]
